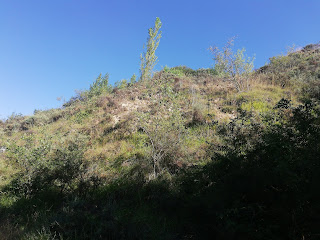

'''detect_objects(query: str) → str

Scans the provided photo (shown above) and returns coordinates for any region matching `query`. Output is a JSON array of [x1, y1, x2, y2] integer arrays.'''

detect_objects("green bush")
[[74, 109, 92, 124], [115, 79, 128, 89], [138, 77, 186, 178], [87, 73, 112, 98], [260, 47, 320, 101], [210, 37, 255, 92], [3, 113, 25, 135], [5, 134, 98, 198], [20, 109, 65, 130], [163, 65, 217, 77], [63, 90, 87, 107]]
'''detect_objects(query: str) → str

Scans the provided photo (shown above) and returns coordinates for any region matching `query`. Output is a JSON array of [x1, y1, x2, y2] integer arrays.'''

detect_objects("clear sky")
[[1, 0, 319, 118]]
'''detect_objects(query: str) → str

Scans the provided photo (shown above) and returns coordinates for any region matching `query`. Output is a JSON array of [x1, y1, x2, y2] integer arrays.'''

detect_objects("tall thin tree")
[[140, 17, 162, 82]]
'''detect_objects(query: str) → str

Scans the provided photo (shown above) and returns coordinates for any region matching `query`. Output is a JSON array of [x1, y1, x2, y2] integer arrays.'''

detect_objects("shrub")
[[5, 135, 52, 197], [87, 73, 112, 98], [21, 109, 65, 130], [209, 37, 255, 92], [130, 74, 137, 85], [138, 78, 185, 178], [3, 113, 25, 135], [258, 45, 320, 101], [74, 109, 92, 124], [63, 90, 87, 108], [163, 65, 217, 77], [5, 134, 99, 198], [115, 79, 128, 89]]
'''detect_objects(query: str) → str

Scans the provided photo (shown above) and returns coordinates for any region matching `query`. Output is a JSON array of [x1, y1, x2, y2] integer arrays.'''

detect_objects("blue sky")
[[1, 0, 319, 118]]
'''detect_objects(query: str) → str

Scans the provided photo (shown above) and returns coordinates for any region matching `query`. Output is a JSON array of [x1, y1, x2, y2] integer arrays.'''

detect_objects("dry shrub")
[[192, 108, 205, 124], [173, 77, 183, 92]]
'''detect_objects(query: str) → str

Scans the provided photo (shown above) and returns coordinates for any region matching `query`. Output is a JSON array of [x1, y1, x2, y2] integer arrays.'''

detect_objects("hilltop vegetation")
[[0, 18, 320, 239]]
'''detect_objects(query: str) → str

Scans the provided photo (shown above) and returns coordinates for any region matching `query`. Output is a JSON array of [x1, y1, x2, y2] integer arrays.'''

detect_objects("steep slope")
[[0, 46, 320, 239]]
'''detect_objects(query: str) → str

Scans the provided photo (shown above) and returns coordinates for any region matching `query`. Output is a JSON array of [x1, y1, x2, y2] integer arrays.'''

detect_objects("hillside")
[[0, 45, 320, 239]]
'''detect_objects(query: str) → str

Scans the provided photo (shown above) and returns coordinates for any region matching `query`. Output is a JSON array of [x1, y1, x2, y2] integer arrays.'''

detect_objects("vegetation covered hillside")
[[0, 21, 320, 239]]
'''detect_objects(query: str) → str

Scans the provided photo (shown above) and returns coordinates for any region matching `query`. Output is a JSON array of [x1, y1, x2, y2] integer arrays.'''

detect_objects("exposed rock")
[[0, 146, 6, 153]]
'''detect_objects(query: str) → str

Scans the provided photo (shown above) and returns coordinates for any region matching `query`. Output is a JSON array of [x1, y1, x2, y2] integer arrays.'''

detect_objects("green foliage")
[[2, 100, 319, 239], [260, 47, 320, 101], [163, 65, 184, 77], [63, 90, 87, 107], [2, 42, 320, 239], [23, 109, 65, 129], [163, 65, 217, 77], [3, 113, 24, 135], [115, 79, 128, 89], [88, 73, 111, 98], [241, 100, 270, 113], [210, 37, 255, 92], [1, 109, 67, 134], [236, 86, 288, 114], [5, 134, 98, 198], [138, 78, 185, 178], [130, 73, 137, 84], [140, 17, 162, 81], [74, 109, 92, 124], [5, 135, 53, 197]]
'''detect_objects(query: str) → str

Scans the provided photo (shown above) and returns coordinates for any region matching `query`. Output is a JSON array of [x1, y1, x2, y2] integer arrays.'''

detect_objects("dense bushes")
[[259, 48, 320, 101], [1, 109, 67, 135], [163, 65, 217, 77], [5, 134, 99, 198], [1, 44, 320, 239], [195, 101, 320, 239], [1, 98, 319, 239]]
